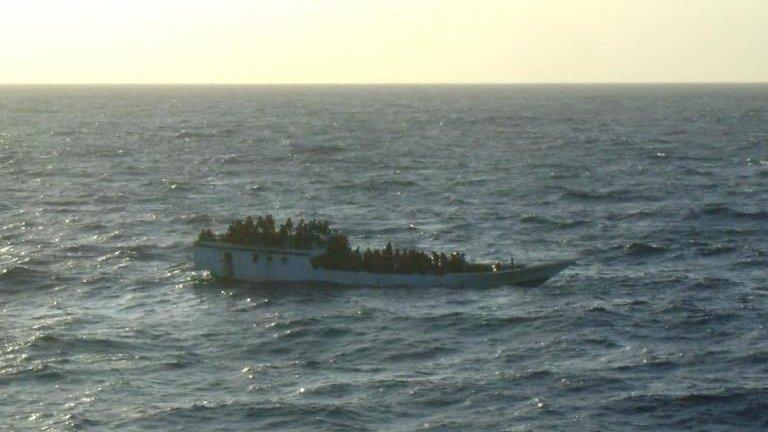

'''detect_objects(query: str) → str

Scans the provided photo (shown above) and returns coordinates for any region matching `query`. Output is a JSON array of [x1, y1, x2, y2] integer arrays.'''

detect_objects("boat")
[[192, 216, 573, 288]]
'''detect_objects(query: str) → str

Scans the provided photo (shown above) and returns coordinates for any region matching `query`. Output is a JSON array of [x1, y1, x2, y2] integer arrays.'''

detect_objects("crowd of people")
[[198, 215, 331, 249], [198, 214, 495, 274], [310, 236, 492, 274]]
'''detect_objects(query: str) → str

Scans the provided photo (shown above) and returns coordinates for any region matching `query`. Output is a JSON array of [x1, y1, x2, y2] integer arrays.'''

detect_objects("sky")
[[1, 0, 766, 84]]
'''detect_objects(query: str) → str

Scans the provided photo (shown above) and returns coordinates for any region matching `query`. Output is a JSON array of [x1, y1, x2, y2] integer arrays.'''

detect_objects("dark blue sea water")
[[1, 85, 767, 431]]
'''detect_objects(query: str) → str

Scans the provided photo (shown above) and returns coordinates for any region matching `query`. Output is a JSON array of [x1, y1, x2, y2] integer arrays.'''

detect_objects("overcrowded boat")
[[193, 215, 573, 288]]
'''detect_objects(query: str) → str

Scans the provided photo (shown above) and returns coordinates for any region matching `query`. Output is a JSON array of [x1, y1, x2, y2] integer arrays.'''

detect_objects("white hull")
[[193, 241, 572, 288]]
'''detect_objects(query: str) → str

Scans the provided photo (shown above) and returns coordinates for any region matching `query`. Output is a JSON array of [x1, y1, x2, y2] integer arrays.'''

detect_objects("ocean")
[[1, 84, 766, 431]]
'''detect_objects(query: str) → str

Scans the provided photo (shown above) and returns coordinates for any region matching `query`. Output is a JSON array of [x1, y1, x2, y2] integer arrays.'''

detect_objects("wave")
[[733, 257, 768, 268], [385, 311, 546, 341], [610, 136, 635, 146], [48, 129, 82, 137], [558, 186, 651, 203], [101, 244, 164, 262], [25, 332, 141, 357], [125, 400, 375, 431], [60, 244, 104, 256], [680, 166, 715, 177], [0, 265, 49, 288], [520, 214, 590, 229], [664, 128, 687, 136], [605, 209, 659, 221], [92, 193, 129, 204], [689, 277, 734, 289], [608, 388, 768, 427], [0, 361, 65, 382], [624, 242, 666, 256], [695, 244, 737, 257], [159, 352, 204, 370], [164, 180, 194, 192], [211, 153, 252, 165], [264, 316, 322, 331], [610, 357, 679, 373], [684, 314, 741, 333], [503, 368, 556, 381], [559, 373, 629, 394], [40, 198, 86, 207], [559, 187, 615, 201], [577, 336, 621, 349], [290, 143, 347, 156], [174, 213, 213, 225], [333, 178, 419, 192], [264, 322, 352, 341], [547, 170, 581, 180], [739, 351, 768, 365], [685, 204, 768, 221], [174, 129, 237, 140], [452, 177, 491, 187], [383, 343, 456, 361], [81, 221, 107, 230]]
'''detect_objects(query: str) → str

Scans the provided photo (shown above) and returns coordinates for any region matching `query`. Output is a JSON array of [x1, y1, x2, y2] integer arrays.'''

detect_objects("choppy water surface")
[[1, 85, 767, 431]]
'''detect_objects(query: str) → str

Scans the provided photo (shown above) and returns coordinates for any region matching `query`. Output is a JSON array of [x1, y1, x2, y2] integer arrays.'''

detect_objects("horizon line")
[[1, 81, 767, 86]]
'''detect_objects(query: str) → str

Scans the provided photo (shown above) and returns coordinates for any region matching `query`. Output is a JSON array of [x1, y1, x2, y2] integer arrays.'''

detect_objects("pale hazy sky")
[[2, 0, 766, 84]]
